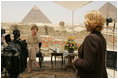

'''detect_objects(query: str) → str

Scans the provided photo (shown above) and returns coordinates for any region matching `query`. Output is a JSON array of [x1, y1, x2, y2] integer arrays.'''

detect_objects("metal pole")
[[71, 10, 74, 34], [72, 10, 74, 26], [113, 20, 116, 78], [106, 2, 109, 49]]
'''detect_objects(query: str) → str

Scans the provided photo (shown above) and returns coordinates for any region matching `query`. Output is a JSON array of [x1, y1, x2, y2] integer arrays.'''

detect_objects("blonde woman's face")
[[31, 29, 38, 35]]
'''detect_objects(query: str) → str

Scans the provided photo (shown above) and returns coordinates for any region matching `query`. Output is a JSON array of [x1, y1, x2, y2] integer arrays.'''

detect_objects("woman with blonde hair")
[[27, 25, 42, 72], [73, 10, 108, 78]]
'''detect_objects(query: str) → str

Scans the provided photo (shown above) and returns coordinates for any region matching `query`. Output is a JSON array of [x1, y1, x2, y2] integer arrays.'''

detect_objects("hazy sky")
[[1, 1, 117, 24]]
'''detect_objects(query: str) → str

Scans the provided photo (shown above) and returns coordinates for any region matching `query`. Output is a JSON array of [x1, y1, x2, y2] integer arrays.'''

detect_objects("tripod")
[[106, 18, 117, 78]]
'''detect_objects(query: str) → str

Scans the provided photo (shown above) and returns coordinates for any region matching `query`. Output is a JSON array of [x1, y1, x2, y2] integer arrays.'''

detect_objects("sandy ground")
[[19, 60, 117, 78], [19, 60, 76, 78], [1, 57, 117, 78], [1, 56, 76, 78]]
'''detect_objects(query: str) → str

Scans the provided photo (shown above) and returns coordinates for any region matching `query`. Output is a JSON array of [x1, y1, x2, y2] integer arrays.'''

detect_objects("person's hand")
[[72, 58, 80, 64]]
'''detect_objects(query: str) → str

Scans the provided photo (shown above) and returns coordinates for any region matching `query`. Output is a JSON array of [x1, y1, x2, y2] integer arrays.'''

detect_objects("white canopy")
[[53, 1, 92, 10], [53, 1, 92, 25]]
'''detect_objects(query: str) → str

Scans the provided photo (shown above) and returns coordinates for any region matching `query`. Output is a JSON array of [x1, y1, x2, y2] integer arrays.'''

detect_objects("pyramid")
[[22, 6, 51, 23], [99, 2, 117, 19]]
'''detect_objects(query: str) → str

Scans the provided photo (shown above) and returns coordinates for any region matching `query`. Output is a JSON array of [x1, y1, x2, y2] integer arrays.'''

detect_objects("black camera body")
[[106, 17, 113, 23], [1, 28, 6, 35], [106, 17, 113, 26]]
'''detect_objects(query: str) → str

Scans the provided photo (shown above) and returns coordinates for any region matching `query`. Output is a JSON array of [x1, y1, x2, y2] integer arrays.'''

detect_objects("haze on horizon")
[[1, 1, 117, 24]]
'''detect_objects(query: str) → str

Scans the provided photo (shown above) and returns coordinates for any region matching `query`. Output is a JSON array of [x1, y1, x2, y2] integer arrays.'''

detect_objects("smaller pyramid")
[[99, 2, 117, 19], [22, 5, 51, 23]]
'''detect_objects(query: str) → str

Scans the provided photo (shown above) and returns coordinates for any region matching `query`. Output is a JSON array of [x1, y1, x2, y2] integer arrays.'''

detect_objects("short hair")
[[31, 25, 38, 31], [84, 10, 105, 32]]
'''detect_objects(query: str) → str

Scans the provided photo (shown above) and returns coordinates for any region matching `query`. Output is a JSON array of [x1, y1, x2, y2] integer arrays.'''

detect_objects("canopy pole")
[[72, 10, 74, 26]]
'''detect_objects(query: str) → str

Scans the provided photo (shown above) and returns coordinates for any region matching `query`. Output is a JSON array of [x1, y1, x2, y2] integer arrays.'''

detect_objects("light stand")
[[112, 19, 116, 78], [106, 18, 116, 78], [112, 19, 116, 52], [106, 17, 112, 49]]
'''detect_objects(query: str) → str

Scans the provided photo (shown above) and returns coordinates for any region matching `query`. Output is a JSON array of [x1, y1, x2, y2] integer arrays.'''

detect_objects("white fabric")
[[53, 1, 92, 10]]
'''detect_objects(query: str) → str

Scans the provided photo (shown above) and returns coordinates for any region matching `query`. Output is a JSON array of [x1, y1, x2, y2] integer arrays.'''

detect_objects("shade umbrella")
[[53, 1, 92, 25]]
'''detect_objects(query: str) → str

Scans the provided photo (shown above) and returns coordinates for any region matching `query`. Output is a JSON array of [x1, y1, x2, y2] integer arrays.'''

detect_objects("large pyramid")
[[99, 2, 117, 19], [22, 6, 51, 23]]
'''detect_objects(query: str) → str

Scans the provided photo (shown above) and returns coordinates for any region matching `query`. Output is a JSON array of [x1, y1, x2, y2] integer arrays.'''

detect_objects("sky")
[[1, 1, 117, 24]]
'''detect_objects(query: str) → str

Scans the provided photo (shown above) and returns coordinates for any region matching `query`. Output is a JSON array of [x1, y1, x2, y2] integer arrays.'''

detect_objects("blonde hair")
[[84, 10, 105, 32]]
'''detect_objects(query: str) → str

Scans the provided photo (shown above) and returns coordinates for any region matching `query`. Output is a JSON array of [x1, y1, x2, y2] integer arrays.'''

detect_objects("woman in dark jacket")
[[73, 10, 108, 78]]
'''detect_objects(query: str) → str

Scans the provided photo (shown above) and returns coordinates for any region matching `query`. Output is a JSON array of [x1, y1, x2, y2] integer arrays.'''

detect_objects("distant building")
[[99, 2, 117, 20], [22, 5, 51, 23]]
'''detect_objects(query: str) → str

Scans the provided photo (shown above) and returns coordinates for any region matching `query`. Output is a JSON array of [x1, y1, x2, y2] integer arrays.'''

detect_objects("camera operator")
[[1, 28, 6, 51], [1, 28, 6, 73], [2, 34, 21, 78], [12, 28, 28, 73]]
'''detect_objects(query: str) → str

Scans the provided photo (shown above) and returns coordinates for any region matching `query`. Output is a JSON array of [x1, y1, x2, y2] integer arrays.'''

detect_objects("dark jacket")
[[73, 31, 108, 78]]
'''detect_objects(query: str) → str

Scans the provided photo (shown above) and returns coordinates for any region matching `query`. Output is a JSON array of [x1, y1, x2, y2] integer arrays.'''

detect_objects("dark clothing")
[[12, 39, 28, 72], [73, 31, 108, 78], [2, 42, 21, 78]]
